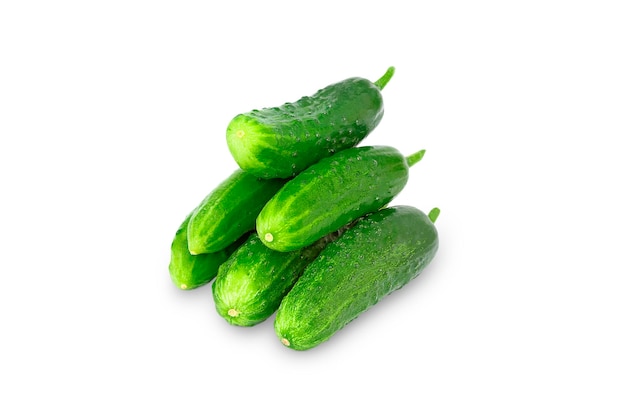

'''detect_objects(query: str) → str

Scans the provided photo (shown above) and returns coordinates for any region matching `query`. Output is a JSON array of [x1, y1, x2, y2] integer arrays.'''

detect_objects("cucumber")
[[169, 213, 247, 290], [274, 205, 440, 351], [187, 169, 286, 254], [256, 145, 425, 252], [226, 67, 395, 179], [212, 228, 346, 327]]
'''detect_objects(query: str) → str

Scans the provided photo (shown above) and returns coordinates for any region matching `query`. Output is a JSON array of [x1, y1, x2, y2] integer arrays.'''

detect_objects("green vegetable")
[[274, 205, 440, 351], [226, 67, 395, 179], [187, 169, 286, 255], [169, 213, 247, 290], [256, 145, 425, 252], [212, 228, 346, 327]]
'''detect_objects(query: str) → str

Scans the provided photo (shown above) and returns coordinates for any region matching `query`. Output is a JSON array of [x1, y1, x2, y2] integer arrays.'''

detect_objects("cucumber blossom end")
[[226, 115, 275, 175]]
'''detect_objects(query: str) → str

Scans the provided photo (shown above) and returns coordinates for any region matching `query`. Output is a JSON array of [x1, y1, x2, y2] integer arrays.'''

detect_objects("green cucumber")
[[212, 228, 346, 327], [169, 213, 247, 290], [226, 67, 395, 179], [256, 145, 425, 252], [274, 205, 440, 351], [187, 169, 286, 254]]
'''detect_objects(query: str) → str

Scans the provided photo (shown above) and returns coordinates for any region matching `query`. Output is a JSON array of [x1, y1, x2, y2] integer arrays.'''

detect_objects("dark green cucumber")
[[169, 213, 247, 290], [187, 169, 286, 254], [226, 67, 395, 179], [274, 205, 440, 351], [256, 145, 425, 252], [212, 228, 345, 327]]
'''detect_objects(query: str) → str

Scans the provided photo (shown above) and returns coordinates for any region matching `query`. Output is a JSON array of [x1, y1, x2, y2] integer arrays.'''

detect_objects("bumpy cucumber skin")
[[256, 145, 411, 252], [187, 169, 285, 254], [274, 205, 439, 351], [169, 214, 246, 290], [226, 76, 385, 179], [212, 230, 342, 327]]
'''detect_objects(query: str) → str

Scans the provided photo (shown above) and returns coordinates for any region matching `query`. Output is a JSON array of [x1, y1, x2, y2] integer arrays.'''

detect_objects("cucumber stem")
[[374, 66, 395, 90], [428, 208, 441, 223], [406, 149, 426, 167]]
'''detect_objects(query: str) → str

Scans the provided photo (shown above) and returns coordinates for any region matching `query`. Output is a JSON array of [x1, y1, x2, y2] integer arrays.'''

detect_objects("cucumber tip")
[[280, 337, 290, 347], [264, 233, 274, 243], [227, 308, 239, 317]]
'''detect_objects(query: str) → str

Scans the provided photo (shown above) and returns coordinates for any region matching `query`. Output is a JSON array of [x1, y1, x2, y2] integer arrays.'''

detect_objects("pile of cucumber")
[[169, 67, 440, 351]]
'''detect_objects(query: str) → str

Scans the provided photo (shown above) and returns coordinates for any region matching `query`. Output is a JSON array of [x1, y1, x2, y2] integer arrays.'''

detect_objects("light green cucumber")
[[187, 169, 286, 254], [169, 213, 247, 290], [274, 205, 440, 351]]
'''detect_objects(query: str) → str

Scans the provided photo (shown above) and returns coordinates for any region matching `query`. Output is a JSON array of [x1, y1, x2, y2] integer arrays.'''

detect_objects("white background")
[[1, 1, 625, 415]]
